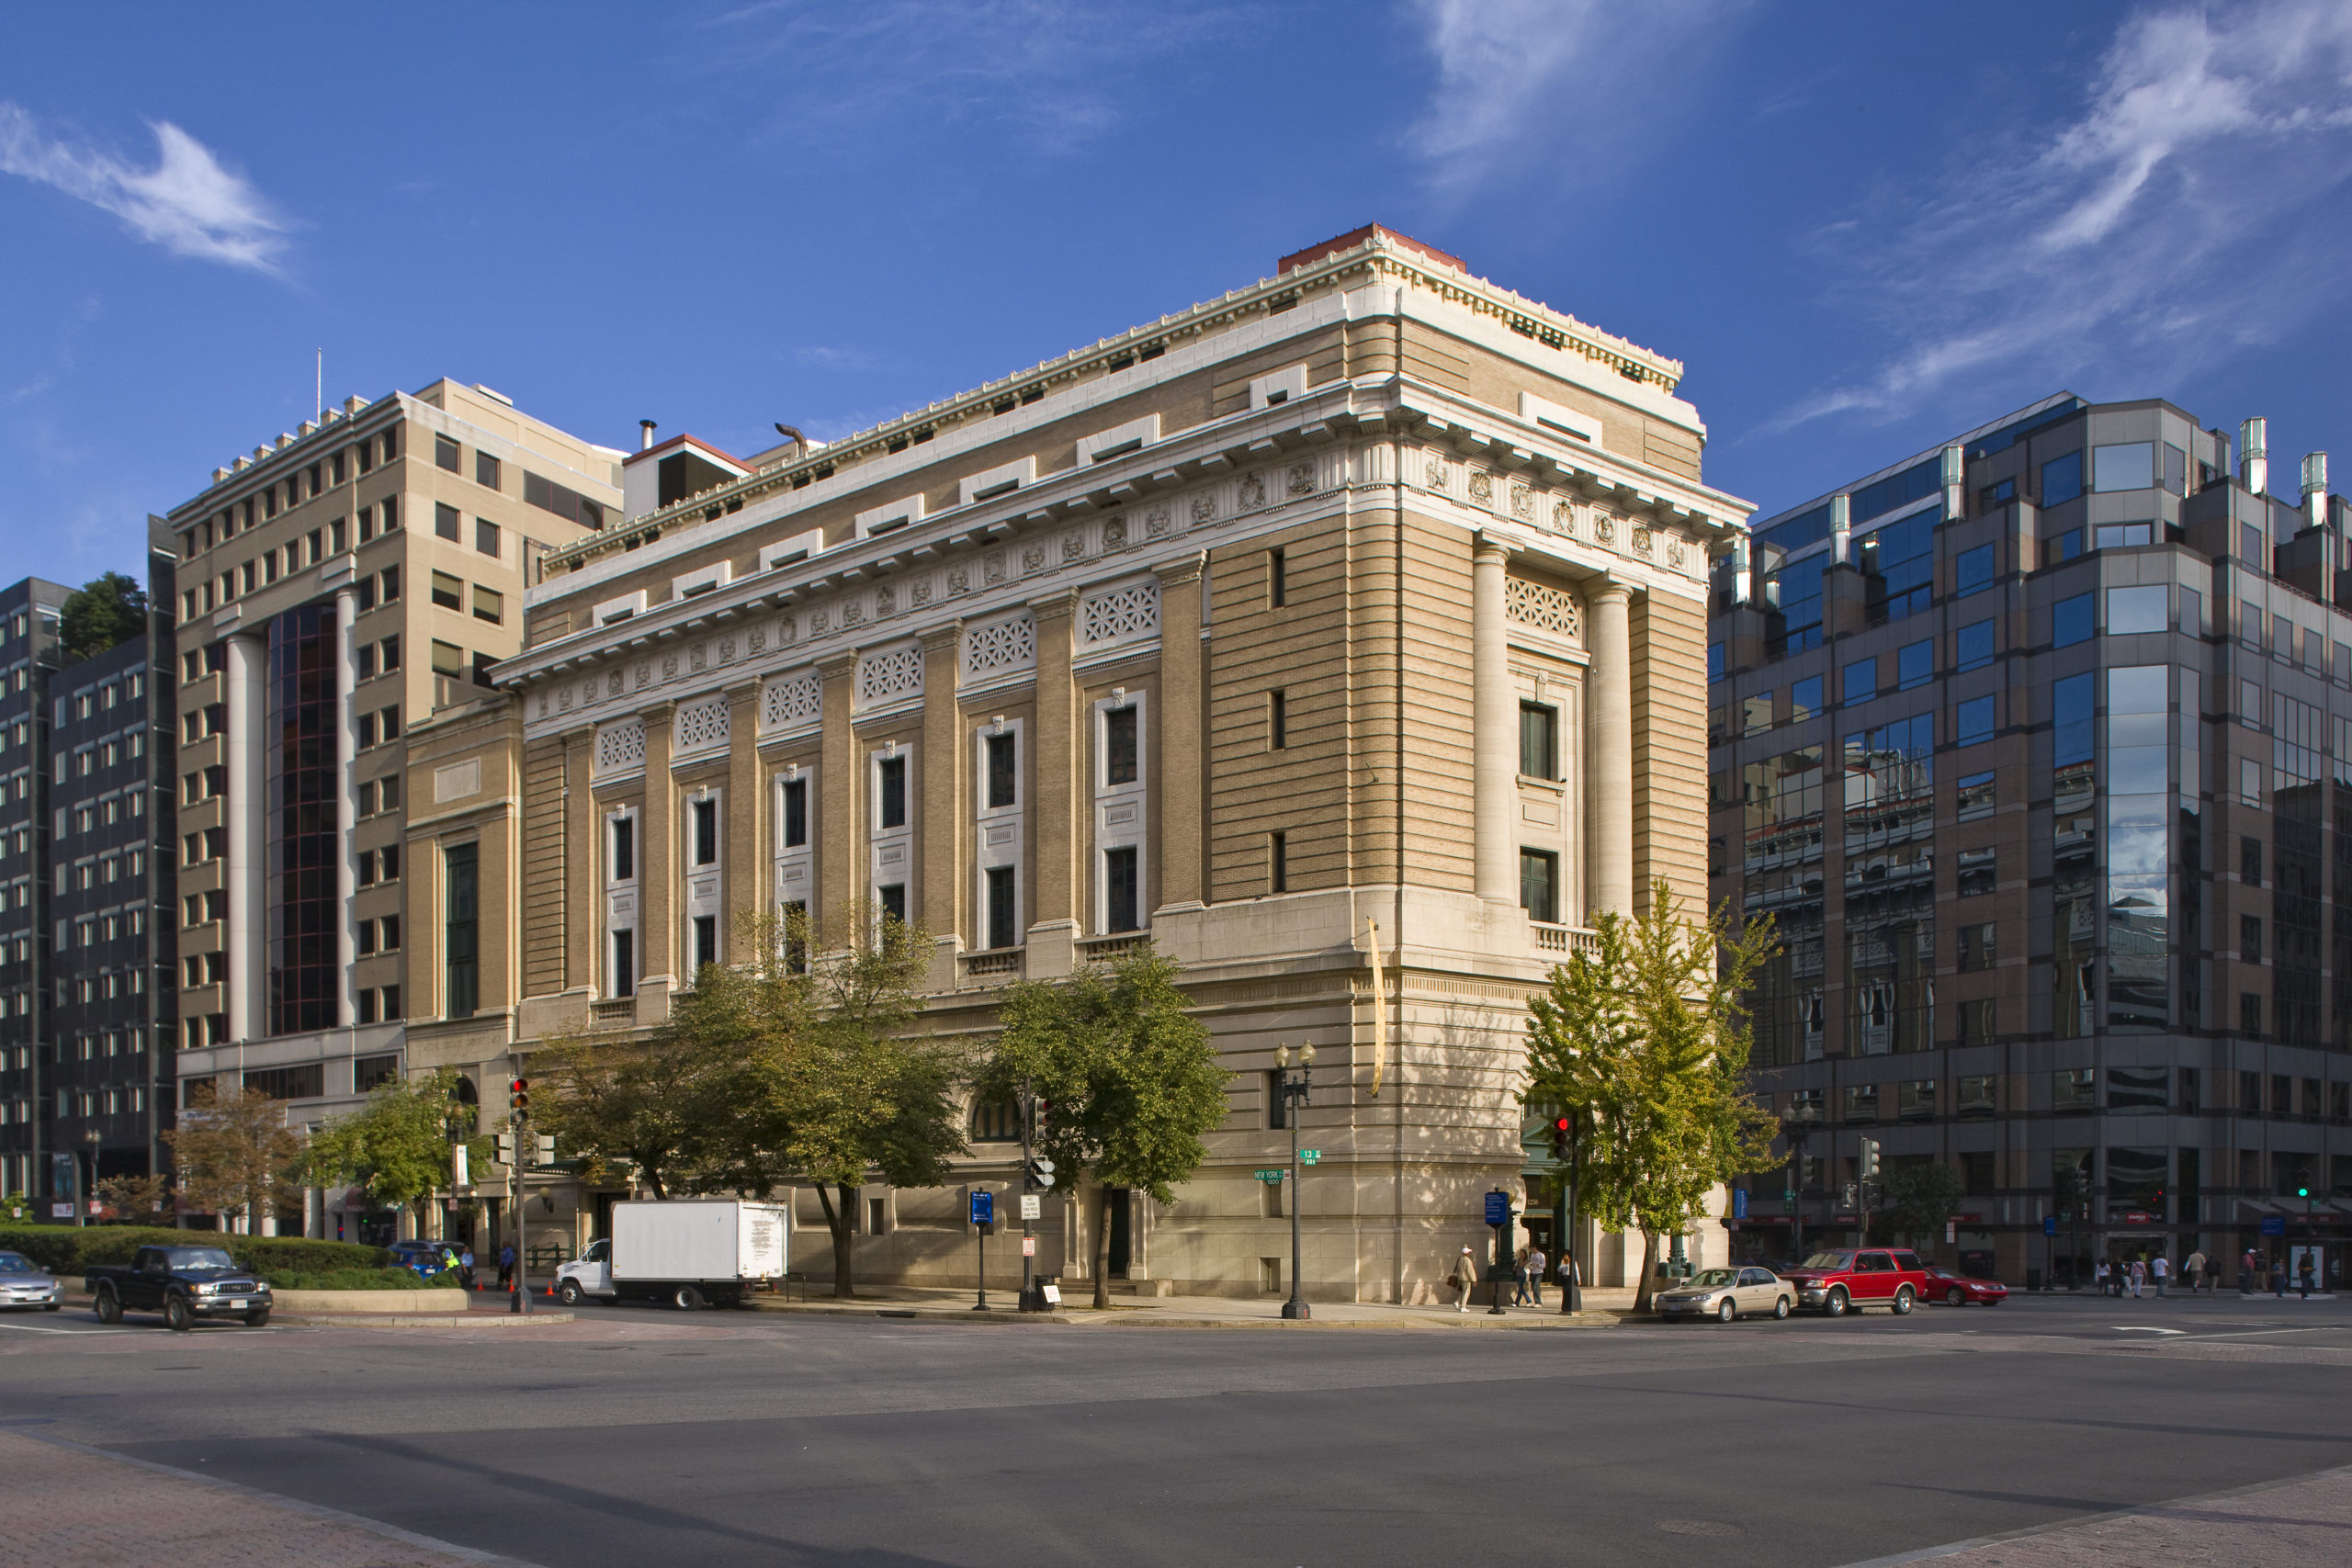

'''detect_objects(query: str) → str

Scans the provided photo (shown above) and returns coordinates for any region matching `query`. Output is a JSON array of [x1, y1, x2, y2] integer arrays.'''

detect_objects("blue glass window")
[[1708, 642, 1724, 683], [1956, 619, 1995, 671], [1979, 478, 2016, 510], [2052, 592, 2092, 648], [1850, 459, 1942, 527], [1757, 502, 1834, 558], [2041, 451, 2084, 506], [1956, 695, 1995, 747], [1790, 676, 1822, 721], [1764, 554, 1826, 657], [1955, 544, 1996, 596], [1858, 508, 1938, 624], [1897, 640, 1932, 690], [1843, 658, 1878, 705], [2053, 672, 2095, 766], [2044, 530, 2083, 565]]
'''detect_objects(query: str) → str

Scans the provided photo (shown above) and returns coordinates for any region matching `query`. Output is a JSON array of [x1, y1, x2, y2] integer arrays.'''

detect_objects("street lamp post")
[[1272, 1043, 1314, 1320], [81, 1130, 101, 1228]]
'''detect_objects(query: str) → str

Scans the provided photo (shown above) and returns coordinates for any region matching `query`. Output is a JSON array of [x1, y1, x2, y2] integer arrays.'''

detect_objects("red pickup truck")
[[1781, 1247, 1929, 1316]]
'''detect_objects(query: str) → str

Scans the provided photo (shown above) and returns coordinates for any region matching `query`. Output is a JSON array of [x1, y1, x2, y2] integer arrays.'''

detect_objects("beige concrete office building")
[[476, 228, 1751, 1298], [160, 381, 619, 1238]]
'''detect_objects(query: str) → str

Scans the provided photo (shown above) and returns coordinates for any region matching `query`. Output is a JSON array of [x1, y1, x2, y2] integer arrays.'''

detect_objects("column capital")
[[1028, 586, 1081, 626], [817, 649, 858, 679], [1153, 552, 1207, 591], [920, 619, 965, 654], [1587, 578, 1635, 606], [1473, 532, 1511, 566]]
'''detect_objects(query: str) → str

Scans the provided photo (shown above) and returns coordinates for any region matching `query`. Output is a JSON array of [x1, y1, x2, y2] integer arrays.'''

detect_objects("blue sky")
[[6, 1, 2352, 585]]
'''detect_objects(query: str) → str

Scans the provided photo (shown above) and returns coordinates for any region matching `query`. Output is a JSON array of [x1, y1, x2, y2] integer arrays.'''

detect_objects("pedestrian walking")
[[1557, 1252, 1578, 1302], [1512, 1247, 1532, 1305], [459, 1247, 477, 1292], [1524, 1246, 1546, 1306], [2093, 1259, 2109, 1296], [2270, 1255, 2287, 1298], [1450, 1246, 1478, 1313], [2298, 1253, 2316, 1300], [2185, 1248, 2207, 1293], [2128, 1258, 2146, 1298], [2242, 1247, 2261, 1294], [498, 1242, 515, 1291], [2151, 1253, 2168, 1299]]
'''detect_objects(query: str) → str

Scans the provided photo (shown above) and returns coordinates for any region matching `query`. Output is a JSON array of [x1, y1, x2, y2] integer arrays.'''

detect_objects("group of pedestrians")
[[1445, 1244, 1577, 1311], [2236, 1246, 2324, 1299], [2088, 1247, 2328, 1300]]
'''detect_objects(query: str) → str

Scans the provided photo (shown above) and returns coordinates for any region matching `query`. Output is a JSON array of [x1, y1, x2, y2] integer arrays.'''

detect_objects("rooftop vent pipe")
[[774, 423, 808, 457], [1941, 443, 1965, 518], [1830, 494, 1852, 565], [2241, 416, 2268, 495], [2304, 451, 2329, 531], [639, 420, 658, 452]]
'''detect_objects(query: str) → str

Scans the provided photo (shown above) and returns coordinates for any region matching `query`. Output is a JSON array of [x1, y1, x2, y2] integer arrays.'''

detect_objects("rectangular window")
[[381, 984, 401, 1021], [1104, 705, 1138, 786], [1955, 543, 1996, 596], [472, 584, 503, 624], [435, 434, 461, 473], [475, 518, 500, 557], [780, 780, 807, 849], [435, 502, 461, 541], [2162, 443, 2187, 494], [1269, 690, 1287, 750], [431, 639, 465, 677], [476, 450, 502, 489], [1955, 770, 1996, 820], [1519, 702, 1556, 779], [357, 643, 377, 680], [692, 914, 717, 973], [1957, 921, 1996, 972], [877, 756, 907, 829], [2041, 450, 2084, 506], [983, 732, 1018, 808], [692, 797, 718, 865], [1955, 619, 1995, 671], [2053, 672, 2095, 767], [612, 816, 635, 880], [986, 865, 1018, 950], [430, 570, 459, 610], [1896, 639, 1932, 690], [2092, 442, 2154, 492], [1520, 848, 1558, 923], [445, 842, 479, 1019], [2107, 584, 2166, 634], [878, 883, 908, 925], [1268, 547, 1286, 607], [1790, 676, 1821, 722], [1956, 694, 1995, 747], [2242, 914, 2263, 964], [1103, 846, 1140, 932], [1957, 1076, 1996, 1117], [1957, 846, 1996, 896], [1980, 478, 2015, 510], [2052, 1068, 2096, 1112], [1270, 830, 1288, 894], [2242, 836, 2263, 886], [611, 928, 635, 998], [1842, 658, 1876, 705], [2242, 993, 2264, 1035], [356, 576, 377, 612]]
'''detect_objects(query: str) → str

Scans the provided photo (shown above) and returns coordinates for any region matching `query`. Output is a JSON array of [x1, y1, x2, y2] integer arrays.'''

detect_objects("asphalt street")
[[5, 1291, 2349, 1568]]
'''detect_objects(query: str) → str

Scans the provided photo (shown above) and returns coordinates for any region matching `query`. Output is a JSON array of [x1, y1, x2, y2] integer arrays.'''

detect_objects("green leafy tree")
[[1524, 881, 1779, 1312], [162, 1081, 306, 1232], [531, 985, 753, 1200], [94, 1171, 173, 1222], [1878, 1161, 1964, 1249], [295, 1066, 475, 1228], [977, 943, 1231, 1309], [59, 571, 147, 664]]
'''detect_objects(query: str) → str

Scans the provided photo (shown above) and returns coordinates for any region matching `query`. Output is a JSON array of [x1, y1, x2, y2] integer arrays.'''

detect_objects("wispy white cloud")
[[1404, 0, 1747, 193], [1777, 0, 2352, 432], [0, 103, 288, 274]]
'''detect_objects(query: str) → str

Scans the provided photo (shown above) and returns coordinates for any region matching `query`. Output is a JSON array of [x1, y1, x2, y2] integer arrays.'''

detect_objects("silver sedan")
[[1656, 1266, 1793, 1322], [0, 1250, 62, 1311]]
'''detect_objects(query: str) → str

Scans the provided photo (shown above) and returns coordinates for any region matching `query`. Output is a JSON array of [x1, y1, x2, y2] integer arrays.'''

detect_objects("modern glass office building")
[[1711, 393, 2350, 1287]]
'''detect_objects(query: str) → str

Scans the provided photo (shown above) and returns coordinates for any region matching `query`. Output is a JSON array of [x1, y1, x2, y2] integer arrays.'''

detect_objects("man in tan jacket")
[[1451, 1246, 1480, 1312]]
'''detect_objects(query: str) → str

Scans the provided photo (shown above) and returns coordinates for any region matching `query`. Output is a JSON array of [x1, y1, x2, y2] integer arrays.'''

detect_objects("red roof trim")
[[1278, 224, 1465, 276], [623, 433, 750, 473]]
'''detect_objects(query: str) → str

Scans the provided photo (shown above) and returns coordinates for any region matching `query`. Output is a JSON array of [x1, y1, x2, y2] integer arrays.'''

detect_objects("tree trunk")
[[1090, 1182, 1111, 1311], [816, 1183, 857, 1299], [1631, 1229, 1661, 1313]]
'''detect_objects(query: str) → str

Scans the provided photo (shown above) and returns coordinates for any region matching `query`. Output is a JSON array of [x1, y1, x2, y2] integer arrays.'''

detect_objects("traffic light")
[[510, 1078, 529, 1119], [1551, 1115, 1571, 1163], [1023, 1155, 1057, 1191], [1858, 1138, 1880, 1182]]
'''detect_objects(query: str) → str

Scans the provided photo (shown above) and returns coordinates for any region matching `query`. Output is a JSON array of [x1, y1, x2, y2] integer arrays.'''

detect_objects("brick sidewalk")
[[1848, 1464, 2352, 1567], [0, 1428, 534, 1567]]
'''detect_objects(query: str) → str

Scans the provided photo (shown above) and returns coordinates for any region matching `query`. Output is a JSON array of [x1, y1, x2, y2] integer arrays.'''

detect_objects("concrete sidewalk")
[[746, 1282, 1644, 1328]]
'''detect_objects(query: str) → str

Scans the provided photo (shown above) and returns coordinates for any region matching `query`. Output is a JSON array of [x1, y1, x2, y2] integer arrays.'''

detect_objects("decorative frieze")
[[1506, 577, 1581, 642], [762, 669, 822, 734], [593, 717, 646, 779], [1080, 579, 1159, 648], [673, 694, 730, 760], [963, 615, 1036, 681], [857, 644, 925, 708]]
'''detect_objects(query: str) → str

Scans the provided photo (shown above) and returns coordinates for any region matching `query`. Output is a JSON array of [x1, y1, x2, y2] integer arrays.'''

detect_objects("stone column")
[[920, 623, 965, 965], [560, 732, 592, 996], [724, 681, 761, 947], [1471, 536, 1515, 905], [1027, 590, 1080, 976], [223, 631, 268, 1043], [1153, 556, 1206, 914], [638, 704, 675, 993], [817, 652, 858, 947], [333, 590, 357, 1024], [1586, 581, 1634, 919]]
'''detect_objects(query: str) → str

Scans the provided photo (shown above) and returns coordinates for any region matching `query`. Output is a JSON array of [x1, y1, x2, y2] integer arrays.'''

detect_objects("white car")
[[0, 1250, 62, 1311], [554, 1237, 615, 1305], [1656, 1266, 1794, 1322]]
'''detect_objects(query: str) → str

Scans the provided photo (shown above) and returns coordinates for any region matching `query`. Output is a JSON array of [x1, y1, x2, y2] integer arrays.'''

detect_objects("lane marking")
[[2110, 1326, 2187, 1335], [0, 1322, 141, 1337]]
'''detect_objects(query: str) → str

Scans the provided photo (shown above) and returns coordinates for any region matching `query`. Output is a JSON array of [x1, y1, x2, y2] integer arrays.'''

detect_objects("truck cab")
[[556, 1238, 614, 1305]]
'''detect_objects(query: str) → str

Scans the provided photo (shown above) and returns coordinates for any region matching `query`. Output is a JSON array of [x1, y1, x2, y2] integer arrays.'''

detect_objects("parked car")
[[0, 1250, 62, 1311], [1656, 1266, 1793, 1322], [1780, 1248, 1930, 1316], [1921, 1266, 2007, 1306], [85, 1246, 272, 1331], [387, 1240, 462, 1280]]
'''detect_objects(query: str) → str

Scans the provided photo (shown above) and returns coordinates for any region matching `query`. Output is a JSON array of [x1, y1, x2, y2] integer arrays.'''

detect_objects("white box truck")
[[556, 1199, 787, 1310]]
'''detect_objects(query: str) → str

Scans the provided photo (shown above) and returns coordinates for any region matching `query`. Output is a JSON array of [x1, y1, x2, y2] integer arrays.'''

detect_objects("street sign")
[[2044, 1215, 2059, 1236], [1022, 1236, 1037, 1256], [1300, 1149, 1320, 1165], [969, 1190, 994, 1226], [1484, 1190, 1510, 1226], [1782, 1196, 1798, 1215], [2261, 1214, 2288, 1236], [1020, 1194, 1042, 1220], [1254, 1168, 1287, 1182], [50, 1203, 71, 1220], [1732, 1188, 1749, 1221], [1944, 1221, 1956, 1245]]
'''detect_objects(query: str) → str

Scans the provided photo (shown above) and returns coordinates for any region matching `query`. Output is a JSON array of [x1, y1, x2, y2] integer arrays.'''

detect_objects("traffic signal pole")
[[508, 1063, 531, 1316]]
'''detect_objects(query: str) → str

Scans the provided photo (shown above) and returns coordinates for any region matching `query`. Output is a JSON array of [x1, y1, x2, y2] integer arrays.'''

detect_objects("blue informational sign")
[[1484, 1191, 1510, 1226], [1733, 1188, 1749, 1221], [2043, 1215, 2059, 1236], [970, 1190, 994, 1226], [2260, 1214, 2287, 1236]]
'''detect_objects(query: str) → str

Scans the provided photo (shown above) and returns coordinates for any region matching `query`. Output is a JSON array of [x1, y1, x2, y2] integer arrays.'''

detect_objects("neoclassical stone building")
[[447, 228, 1750, 1298]]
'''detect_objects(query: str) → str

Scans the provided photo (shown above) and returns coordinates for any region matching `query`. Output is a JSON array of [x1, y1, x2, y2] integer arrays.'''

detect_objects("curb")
[[274, 1310, 577, 1327], [745, 1300, 1073, 1324]]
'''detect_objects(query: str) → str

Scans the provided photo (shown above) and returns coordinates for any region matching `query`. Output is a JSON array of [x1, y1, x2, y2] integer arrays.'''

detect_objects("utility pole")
[[1273, 1043, 1315, 1320]]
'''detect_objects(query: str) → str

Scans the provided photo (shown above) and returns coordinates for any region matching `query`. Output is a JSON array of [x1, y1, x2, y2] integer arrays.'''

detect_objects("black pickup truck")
[[85, 1245, 273, 1330]]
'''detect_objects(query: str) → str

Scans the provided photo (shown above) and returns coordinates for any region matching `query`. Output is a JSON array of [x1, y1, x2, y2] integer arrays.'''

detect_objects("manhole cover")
[[1656, 1520, 1742, 1537]]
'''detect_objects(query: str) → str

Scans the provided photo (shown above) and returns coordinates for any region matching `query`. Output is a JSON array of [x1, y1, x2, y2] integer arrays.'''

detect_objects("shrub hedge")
[[263, 1267, 454, 1292], [0, 1226, 394, 1277]]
